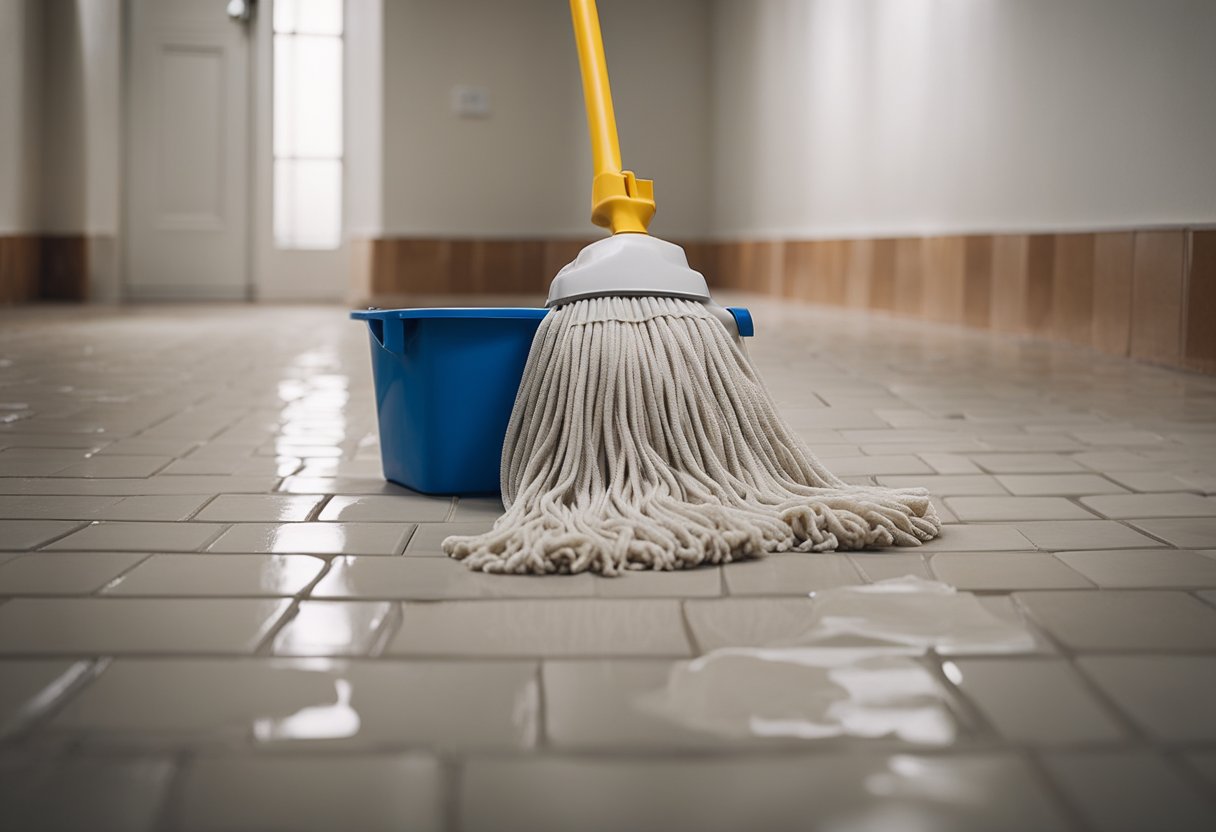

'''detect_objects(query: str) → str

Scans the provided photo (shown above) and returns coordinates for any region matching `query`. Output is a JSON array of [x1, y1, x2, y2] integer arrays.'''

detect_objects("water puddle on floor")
[[640, 577, 1035, 745], [252, 678, 361, 742]]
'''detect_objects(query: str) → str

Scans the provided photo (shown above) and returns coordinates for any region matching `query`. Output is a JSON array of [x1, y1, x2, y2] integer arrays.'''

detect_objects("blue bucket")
[[352, 305, 756, 496], [351, 307, 548, 495]]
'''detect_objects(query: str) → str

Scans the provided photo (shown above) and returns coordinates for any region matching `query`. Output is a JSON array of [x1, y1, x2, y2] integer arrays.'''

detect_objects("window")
[[273, 0, 343, 249]]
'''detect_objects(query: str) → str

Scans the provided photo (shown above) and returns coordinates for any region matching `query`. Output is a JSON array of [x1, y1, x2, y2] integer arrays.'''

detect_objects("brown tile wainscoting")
[[708, 229, 1214, 374], [350, 236, 719, 299], [0, 235, 88, 303], [354, 229, 1214, 374]]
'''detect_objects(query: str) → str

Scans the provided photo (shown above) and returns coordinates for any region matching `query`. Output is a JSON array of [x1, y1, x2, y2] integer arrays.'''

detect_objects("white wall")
[[0, 0, 42, 234], [381, 0, 711, 240], [38, 0, 86, 234], [77, 0, 122, 238], [36, 0, 123, 298], [345, 0, 384, 238], [710, 0, 1216, 239], [42, 0, 121, 237], [0, 1, 122, 296]]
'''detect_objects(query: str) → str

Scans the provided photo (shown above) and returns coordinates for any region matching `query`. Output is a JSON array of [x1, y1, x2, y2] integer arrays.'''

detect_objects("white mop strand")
[[442, 296, 941, 575]]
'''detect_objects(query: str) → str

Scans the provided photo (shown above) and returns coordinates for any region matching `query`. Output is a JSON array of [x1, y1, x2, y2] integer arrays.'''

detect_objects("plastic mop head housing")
[[440, 0, 941, 575]]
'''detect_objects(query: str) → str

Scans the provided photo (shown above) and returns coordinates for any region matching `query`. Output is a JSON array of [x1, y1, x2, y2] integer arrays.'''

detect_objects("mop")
[[442, 0, 941, 575]]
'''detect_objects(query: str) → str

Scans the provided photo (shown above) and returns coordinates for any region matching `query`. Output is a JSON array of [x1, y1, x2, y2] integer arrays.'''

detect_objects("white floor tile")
[[0, 519, 86, 550], [1042, 751, 1216, 832], [1015, 590, 1216, 651], [460, 753, 1070, 832], [45, 521, 226, 552], [103, 554, 325, 597], [194, 494, 324, 522], [995, 474, 1127, 496], [1077, 655, 1216, 741], [387, 599, 691, 657], [930, 553, 1092, 590], [51, 658, 539, 751], [207, 522, 413, 555], [0, 753, 173, 832], [944, 657, 1124, 744], [0, 552, 148, 595], [0, 598, 291, 654], [1080, 493, 1216, 519], [1055, 548, 1216, 588], [176, 754, 442, 832]]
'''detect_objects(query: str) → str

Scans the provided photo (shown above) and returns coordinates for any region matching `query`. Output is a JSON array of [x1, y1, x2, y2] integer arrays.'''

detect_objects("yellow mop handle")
[[569, 0, 655, 235]]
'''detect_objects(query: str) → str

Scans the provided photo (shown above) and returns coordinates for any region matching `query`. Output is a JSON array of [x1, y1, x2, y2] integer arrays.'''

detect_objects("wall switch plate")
[[451, 85, 491, 118]]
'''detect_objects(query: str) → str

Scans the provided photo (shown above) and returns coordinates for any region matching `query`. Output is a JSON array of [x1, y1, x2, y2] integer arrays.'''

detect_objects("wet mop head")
[[442, 292, 941, 575], [442, 0, 939, 574]]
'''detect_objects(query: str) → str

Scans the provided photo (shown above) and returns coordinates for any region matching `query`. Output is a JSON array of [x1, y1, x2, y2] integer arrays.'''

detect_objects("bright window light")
[[274, 0, 343, 249]]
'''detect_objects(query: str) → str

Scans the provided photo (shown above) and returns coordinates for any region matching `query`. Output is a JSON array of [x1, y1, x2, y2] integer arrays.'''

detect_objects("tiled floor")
[[2, 297, 1216, 831]]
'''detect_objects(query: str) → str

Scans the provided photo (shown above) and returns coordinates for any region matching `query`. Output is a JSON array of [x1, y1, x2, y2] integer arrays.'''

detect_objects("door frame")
[[120, 0, 350, 302], [119, 0, 257, 301], [251, 0, 350, 302]]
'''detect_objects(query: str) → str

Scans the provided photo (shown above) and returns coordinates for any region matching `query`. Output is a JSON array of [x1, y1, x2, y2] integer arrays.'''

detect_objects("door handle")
[[226, 0, 255, 23]]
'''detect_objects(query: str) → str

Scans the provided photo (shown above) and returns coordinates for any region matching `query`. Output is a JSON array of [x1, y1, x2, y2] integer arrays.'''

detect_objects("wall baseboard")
[[704, 229, 1214, 375], [350, 236, 718, 300], [0, 235, 89, 303], [354, 228, 1215, 374]]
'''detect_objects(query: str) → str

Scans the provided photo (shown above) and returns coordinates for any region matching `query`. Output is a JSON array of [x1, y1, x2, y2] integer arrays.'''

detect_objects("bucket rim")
[[351, 307, 549, 322]]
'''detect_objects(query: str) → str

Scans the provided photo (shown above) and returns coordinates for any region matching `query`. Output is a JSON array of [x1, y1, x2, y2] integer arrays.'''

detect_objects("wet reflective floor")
[[1, 297, 1216, 830]]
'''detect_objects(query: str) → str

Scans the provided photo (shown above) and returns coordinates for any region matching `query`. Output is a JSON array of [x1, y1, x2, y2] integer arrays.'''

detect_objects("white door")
[[125, 0, 252, 299]]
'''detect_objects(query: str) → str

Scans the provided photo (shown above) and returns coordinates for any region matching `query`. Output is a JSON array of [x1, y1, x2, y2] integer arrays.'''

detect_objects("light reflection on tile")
[[207, 522, 413, 555], [103, 554, 325, 597], [460, 753, 1070, 832], [319, 493, 452, 522], [194, 494, 324, 523], [642, 650, 958, 745], [272, 601, 393, 656], [0, 659, 91, 730], [51, 658, 540, 751]]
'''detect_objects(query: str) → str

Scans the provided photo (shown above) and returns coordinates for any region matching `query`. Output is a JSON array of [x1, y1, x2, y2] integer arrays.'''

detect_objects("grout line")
[[0, 657, 110, 742], [92, 552, 157, 595], [151, 749, 195, 832], [252, 598, 306, 657], [28, 521, 93, 551], [442, 757, 464, 832], [366, 601, 404, 658], [920, 651, 997, 741], [677, 600, 704, 656], [532, 662, 548, 751], [251, 559, 341, 657], [1022, 749, 1103, 832], [304, 493, 335, 522], [182, 493, 224, 521]]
